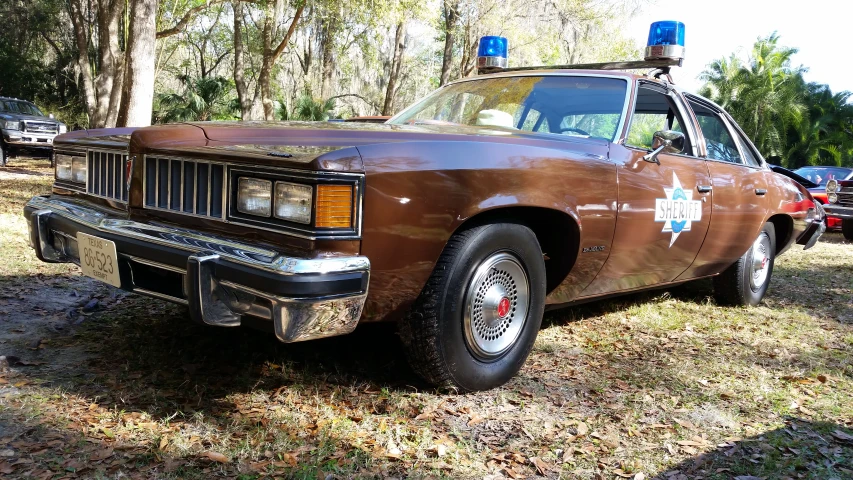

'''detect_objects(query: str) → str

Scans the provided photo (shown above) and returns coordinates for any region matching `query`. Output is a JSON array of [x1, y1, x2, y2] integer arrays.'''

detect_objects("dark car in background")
[[0, 97, 67, 166]]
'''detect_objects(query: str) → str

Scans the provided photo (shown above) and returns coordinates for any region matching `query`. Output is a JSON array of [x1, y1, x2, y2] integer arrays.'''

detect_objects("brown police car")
[[25, 67, 825, 391]]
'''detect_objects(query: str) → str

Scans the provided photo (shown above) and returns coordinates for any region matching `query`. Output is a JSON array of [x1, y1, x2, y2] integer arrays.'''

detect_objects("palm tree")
[[155, 75, 235, 123], [291, 93, 336, 121], [699, 34, 806, 160]]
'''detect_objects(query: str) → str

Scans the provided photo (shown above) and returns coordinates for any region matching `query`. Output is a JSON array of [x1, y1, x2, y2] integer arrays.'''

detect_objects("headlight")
[[274, 182, 313, 224], [72, 156, 86, 183], [236, 177, 272, 217], [828, 192, 838, 204], [58, 124, 67, 134], [3, 120, 21, 130], [55, 154, 87, 184], [826, 179, 838, 193], [55, 154, 72, 181]]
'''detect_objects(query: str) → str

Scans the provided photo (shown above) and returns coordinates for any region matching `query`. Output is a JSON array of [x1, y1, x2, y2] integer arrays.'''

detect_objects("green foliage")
[[287, 93, 337, 121], [700, 34, 853, 168], [0, 0, 85, 126], [154, 75, 236, 123]]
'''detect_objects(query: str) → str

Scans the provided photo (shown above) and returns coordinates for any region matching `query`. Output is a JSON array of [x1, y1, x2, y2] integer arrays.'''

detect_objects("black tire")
[[842, 219, 853, 242], [713, 221, 776, 306], [399, 223, 546, 392], [0, 141, 7, 167]]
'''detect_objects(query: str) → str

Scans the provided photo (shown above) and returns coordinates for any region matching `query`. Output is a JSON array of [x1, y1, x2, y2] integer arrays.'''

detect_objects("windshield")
[[793, 167, 852, 185], [389, 75, 629, 142], [0, 100, 44, 116]]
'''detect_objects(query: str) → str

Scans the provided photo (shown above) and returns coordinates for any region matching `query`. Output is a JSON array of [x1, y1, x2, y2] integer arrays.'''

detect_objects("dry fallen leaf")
[[204, 451, 229, 463], [90, 448, 114, 461], [158, 436, 168, 450], [529, 456, 550, 475], [832, 430, 853, 442], [576, 421, 589, 436]]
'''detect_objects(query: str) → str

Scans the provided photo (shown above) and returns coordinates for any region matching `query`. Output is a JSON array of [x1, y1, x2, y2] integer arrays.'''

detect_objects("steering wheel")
[[556, 127, 590, 136]]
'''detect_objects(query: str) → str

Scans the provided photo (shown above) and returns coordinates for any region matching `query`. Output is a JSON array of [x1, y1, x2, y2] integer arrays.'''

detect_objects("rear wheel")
[[713, 222, 776, 306], [399, 223, 546, 392], [842, 219, 853, 242]]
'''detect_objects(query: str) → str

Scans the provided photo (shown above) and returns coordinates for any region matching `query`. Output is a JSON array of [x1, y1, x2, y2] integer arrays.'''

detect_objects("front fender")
[[357, 139, 617, 321]]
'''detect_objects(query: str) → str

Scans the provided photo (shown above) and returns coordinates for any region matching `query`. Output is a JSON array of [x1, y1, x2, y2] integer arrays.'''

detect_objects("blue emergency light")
[[477, 36, 508, 70], [645, 20, 685, 62]]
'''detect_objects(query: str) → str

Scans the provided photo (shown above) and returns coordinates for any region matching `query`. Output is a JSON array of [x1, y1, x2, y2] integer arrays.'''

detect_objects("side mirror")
[[643, 130, 685, 164]]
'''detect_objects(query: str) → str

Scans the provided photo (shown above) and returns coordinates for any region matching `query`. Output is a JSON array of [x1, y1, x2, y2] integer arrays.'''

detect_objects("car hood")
[[127, 121, 610, 173]]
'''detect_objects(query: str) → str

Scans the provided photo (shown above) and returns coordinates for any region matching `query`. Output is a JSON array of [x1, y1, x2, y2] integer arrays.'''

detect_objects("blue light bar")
[[477, 36, 508, 71], [645, 21, 685, 62]]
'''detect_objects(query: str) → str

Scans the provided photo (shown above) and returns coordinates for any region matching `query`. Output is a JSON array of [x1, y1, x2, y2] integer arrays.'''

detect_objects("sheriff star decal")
[[654, 173, 703, 247]]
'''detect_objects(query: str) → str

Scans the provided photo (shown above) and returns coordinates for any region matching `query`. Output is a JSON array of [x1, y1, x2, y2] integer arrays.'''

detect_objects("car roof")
[[0, 97, 36, 104]]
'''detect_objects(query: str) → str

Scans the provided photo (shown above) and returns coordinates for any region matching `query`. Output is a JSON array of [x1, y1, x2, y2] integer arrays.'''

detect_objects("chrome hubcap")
[[464, 252, 530, 361], [750, 233, 771, 290]]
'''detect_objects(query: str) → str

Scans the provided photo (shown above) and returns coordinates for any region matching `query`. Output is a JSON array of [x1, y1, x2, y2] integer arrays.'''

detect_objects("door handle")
[[697, 185, 713, 193], [755, 188, 767, 196]]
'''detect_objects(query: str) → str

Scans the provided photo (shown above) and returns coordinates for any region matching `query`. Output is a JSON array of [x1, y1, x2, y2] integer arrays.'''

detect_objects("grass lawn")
[[0, 158, 851, 479]]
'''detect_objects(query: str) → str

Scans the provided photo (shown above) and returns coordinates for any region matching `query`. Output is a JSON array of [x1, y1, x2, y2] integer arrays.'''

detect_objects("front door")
[[581, 83, 712, 297]]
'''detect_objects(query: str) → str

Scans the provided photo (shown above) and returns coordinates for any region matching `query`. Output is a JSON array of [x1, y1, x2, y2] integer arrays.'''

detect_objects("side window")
[[733, 129, 761, 167], [627, 86, 692, 153], [687, 100, 743, 164]]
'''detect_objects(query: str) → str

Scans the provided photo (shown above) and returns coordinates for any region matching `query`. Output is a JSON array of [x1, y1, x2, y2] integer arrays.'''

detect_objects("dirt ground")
[[0, 158, 851, 479]]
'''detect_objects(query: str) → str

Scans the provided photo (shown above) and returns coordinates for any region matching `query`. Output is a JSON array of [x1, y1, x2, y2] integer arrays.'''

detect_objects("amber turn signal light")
[[316, 185, 354, 228]]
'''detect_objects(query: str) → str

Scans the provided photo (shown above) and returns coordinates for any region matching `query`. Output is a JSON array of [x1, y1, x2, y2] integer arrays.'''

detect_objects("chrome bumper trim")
[[824, 204, 853, 220], [25, 195, 369, 343]]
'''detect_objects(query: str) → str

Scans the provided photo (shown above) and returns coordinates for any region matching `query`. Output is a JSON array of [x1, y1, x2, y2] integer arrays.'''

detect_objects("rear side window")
[[687, 99, 742, 164], [733, 130, 761, 167]]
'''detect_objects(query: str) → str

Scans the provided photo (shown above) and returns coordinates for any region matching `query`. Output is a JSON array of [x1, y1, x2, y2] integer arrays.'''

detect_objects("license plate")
[[77, 232, 121, 288]]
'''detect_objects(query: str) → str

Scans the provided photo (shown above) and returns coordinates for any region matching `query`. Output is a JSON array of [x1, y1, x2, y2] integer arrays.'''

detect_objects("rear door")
[[580, 81, 713, 297], [676, 94, 770, 279]]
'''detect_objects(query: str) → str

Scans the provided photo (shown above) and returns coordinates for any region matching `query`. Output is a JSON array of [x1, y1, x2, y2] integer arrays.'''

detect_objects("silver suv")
[[0, 97, 67, 166]]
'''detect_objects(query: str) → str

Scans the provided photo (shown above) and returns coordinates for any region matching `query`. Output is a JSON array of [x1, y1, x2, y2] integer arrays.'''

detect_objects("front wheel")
[[842, 219, 853, 242], [399, 223, 546, 392], [713, 222, 776, 306]]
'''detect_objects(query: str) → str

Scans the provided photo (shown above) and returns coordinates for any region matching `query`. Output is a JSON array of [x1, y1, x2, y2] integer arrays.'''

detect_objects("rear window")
[[793, 167, 853, 185]]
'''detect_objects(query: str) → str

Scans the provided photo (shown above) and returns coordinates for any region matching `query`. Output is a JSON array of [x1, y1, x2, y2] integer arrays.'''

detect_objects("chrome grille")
[[143, 156, 225, 219], [24, 121, 58, 134], [836, 192, 853, 208], [87, 150, 128, 202]]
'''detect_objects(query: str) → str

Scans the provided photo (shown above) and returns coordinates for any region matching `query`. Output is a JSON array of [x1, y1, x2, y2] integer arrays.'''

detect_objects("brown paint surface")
[[48, 72, 818, 324]]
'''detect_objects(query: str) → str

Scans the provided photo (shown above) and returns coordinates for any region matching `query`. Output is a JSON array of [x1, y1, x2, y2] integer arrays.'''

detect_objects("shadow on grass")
[[650, 418, 853, 479]]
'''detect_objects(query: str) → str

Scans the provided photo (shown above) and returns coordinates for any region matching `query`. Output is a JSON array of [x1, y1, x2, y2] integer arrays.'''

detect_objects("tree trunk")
[[257, 0, 305, 121], [116, 0, 157, 127], [67, 0, 124, 128], [68, 0, 97, 125], [232, 0, 255, 120], [439, 1, 458, 86], [382, 22, 406, 116], [319, 10, 339, 99], [96, 0, 125, 128]]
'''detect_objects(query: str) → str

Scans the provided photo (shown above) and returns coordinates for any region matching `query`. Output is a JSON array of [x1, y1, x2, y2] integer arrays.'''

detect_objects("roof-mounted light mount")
[[476, 20, 685, 79]]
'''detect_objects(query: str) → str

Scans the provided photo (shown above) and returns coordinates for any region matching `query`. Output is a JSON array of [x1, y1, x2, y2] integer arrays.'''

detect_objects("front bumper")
[[824, 204, 853, 221], [4, 131, 56, 147], [24, 195, 369, 343]]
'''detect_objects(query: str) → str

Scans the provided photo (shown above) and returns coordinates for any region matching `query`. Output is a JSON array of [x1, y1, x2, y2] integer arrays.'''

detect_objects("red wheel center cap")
[[761, 257, 768, 269], [497, 297, 511, 318]]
